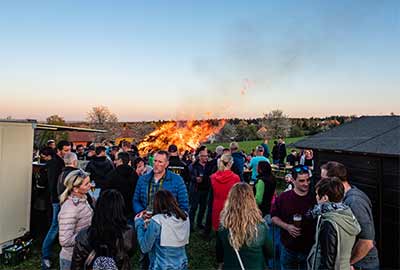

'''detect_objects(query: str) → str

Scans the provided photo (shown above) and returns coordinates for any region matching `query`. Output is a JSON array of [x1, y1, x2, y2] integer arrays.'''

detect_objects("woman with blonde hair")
[[219, 182, 273, 270], [58, 169, 93, 270], [211, 153, 240, 268]]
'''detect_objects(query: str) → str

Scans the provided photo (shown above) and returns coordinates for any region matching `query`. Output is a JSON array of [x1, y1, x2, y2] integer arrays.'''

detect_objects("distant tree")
[[36, 114, 69, 147], [87, 106, 119, 141], [215, 123, 238, 142], [289, 125, 305, 137], [262, 109, 291, 139]]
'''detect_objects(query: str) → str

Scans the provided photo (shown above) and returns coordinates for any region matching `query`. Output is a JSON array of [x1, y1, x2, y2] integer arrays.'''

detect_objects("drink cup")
[[293, 214, 302, 228]]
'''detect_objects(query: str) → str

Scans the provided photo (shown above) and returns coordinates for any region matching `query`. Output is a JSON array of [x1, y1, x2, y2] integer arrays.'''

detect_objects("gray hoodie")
[[152, 214, 190, 247], [308, 203, 361, 270]]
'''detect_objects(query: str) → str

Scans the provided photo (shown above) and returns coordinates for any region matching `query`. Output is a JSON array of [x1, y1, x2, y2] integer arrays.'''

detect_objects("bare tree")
[[262, 109, 291, 139], [87, 106, 118, 141]]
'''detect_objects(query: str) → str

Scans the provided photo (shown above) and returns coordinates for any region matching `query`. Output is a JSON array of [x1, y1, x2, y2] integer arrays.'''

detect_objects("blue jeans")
[[59, 258, 71, 270], [265, 215, 281, 270], [42, 203, 60, 260], [280, 245, 308, 270]]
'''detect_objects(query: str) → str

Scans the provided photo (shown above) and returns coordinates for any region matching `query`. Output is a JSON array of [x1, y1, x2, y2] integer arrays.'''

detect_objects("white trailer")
[[0, 120, 106, 249], [0, 120, 35, 248]]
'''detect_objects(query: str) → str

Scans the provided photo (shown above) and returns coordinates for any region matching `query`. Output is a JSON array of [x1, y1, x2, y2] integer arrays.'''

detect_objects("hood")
[[213, 170, 237, 184], [116, 164, 134, 177], [316, 202, 361, 236], [152, 214, 190, 247]]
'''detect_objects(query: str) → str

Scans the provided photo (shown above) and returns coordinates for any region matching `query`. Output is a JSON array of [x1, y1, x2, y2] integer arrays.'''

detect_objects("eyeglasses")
[[293, 165, 309, 173]]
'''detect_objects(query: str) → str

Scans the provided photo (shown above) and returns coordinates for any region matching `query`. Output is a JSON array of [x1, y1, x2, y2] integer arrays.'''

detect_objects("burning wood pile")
[[138, 120, 226, 155]]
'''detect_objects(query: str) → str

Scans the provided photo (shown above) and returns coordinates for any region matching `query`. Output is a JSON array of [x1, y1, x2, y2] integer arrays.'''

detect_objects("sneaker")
[[42, 259, 52, 270]]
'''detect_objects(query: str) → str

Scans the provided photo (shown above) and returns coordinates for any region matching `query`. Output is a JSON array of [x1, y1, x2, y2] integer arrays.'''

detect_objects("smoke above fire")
[[138, 120, 226, 155]]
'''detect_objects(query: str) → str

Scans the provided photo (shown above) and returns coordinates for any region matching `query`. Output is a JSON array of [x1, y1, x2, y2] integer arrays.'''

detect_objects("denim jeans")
[[42, 203, 60, 260], [59, 258, 71, 270], [265, 215, 281, 270], [189, 190, 208, 229], [280, 245, 308, 270]]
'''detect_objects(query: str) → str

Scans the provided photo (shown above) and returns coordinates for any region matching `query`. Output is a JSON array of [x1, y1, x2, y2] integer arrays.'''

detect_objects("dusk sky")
[[1, 0, 399, 121]]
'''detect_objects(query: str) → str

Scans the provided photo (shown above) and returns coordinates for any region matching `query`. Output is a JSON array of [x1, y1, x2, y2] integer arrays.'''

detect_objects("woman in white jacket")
[[58, 169, 93, 270]]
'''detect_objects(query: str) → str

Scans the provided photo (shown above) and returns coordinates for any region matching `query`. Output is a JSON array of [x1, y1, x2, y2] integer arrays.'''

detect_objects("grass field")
[[0, 229, 217, 270], [206, 136, 305, 156]]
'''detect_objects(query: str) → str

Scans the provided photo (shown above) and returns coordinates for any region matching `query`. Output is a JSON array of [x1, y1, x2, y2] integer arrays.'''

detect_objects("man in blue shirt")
[[248, 145, 269, 183]]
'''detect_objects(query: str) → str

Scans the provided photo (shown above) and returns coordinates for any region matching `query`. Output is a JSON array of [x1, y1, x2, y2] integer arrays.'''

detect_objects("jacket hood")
[[213, 170, 237, 184], [319, 203, 361, 236], [116, 164, 134, 177], [152, 214, 190, 247]]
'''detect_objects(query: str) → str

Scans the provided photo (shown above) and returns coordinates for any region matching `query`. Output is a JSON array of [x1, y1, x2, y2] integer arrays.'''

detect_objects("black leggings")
[[215, 231, 224, 263]]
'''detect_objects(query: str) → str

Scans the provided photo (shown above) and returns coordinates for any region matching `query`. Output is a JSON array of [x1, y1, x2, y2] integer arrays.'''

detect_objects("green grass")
[[0, 230, 217, 270], [206, 136, 305, 156]]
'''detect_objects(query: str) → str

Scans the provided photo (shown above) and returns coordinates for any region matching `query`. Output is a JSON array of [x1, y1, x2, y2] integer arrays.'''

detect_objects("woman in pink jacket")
[[58, 169, 93, 270]]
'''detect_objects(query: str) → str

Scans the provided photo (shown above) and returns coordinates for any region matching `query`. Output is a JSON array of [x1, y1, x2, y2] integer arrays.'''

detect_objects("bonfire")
[[138, 120, 226, 155]]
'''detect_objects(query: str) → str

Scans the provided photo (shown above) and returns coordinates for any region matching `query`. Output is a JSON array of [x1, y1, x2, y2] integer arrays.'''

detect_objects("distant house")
[[114, 126, 136, 146], [68, 131, 96, 148], [294, 115, 400, 269]]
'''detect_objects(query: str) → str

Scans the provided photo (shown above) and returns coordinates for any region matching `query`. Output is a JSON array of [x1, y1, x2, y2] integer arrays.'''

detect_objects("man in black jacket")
[[40, 140, 70, 270], [105, 152, 138, 223], [189, 146, 214, 231], [85, 146, 114, 191], [167, 144, 191, 188]]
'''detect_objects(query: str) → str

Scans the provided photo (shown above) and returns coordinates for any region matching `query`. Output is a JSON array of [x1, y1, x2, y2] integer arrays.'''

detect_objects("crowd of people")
[[35, 138, 379, 270]]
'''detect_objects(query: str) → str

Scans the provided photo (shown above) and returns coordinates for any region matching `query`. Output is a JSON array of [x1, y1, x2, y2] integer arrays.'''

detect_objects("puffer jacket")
[[58, 195, 93, 261], [133, 170, 189, 214], [71, 226, 136, 270]]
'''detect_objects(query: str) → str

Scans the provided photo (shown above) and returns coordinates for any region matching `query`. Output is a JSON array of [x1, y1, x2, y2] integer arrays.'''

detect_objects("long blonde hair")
[[59, 169, 90, 204], [220, 182, 264, 250]]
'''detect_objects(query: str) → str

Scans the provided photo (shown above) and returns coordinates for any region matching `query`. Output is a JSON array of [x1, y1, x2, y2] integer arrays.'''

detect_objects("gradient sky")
[[1, 0, 399, 121]]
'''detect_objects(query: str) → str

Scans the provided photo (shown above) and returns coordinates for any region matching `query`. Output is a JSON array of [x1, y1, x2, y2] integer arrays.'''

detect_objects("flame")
[[138, 120, 226, 155]]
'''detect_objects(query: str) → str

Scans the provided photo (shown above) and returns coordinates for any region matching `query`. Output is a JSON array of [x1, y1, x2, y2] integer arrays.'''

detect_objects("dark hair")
[[133, 157, 145, 169], [40, 146, 55, 157], [291, 165, 310, 180], [111, 145, 119, 151], [155, 150, 169, 160], [257, 161, 272, 178], [320, 161, 348, 182], [153, 190, 187, 221], [76, 144, 84, 150], [57, 140, 70, 151], [195, 145, 207, 156], [315, 177, 344, 203], [89, 190, 129, 257], [121, 140, 131, 148], [95, 146, 106, 155], [117, 152, 130, 165]]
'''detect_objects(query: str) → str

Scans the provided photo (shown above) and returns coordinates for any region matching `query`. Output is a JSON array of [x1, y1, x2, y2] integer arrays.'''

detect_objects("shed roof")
[[294, 116, 400, 156]]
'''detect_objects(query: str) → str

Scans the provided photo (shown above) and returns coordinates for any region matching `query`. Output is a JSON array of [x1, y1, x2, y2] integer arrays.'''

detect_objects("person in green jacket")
[[308, 177, 361, 270], [218, 182, 273, 270]]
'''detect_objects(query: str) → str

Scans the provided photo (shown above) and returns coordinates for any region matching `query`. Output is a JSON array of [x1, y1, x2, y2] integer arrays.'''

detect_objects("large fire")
[[138, 120, 226, 155]]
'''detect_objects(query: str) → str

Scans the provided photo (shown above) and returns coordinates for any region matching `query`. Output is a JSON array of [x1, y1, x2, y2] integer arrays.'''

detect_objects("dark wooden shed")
[[294, 116, 400, 269]]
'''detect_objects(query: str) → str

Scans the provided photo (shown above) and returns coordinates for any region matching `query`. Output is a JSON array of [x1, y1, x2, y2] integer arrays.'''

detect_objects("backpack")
[[93, 256, 118, 270]]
